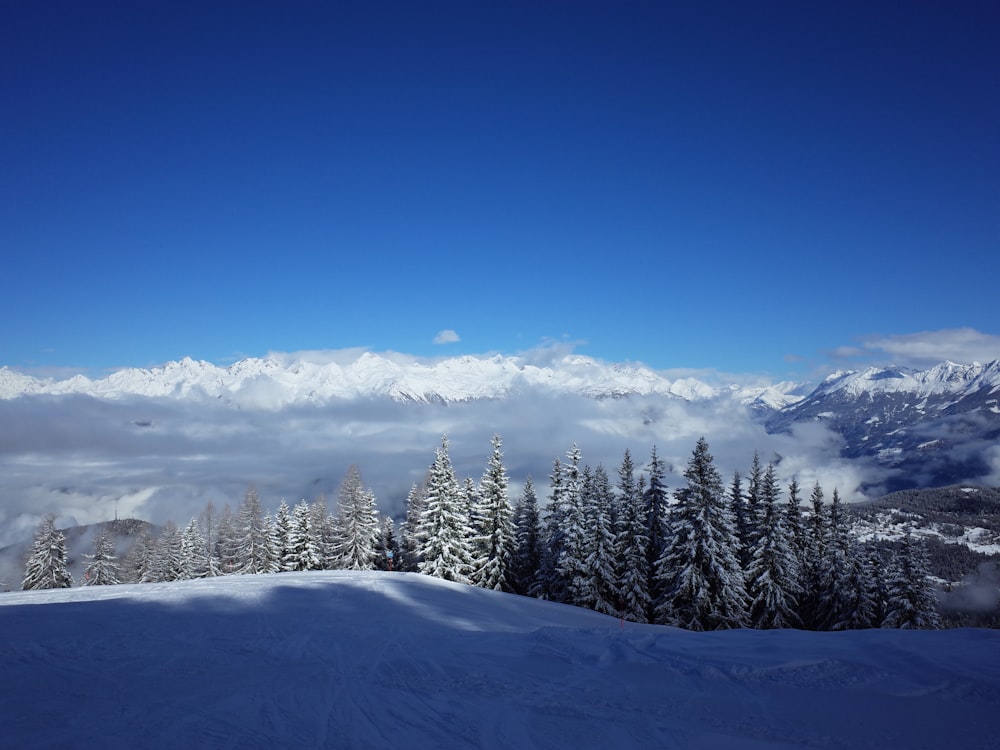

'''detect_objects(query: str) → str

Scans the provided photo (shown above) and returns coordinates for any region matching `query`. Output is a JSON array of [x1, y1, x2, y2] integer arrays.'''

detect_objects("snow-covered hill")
[[0, 352, 804, 409], [2, 571, 998, 749], [767, 360, 1000, 490]]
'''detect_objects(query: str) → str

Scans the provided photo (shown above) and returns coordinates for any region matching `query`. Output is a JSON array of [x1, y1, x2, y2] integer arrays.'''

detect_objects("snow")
[[2, 571, 998, 749]]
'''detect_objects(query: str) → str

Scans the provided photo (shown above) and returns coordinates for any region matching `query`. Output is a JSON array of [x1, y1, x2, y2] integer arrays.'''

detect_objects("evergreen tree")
[[214, 504, 240, 575], [784, 478, 808, 581], [580, 464, 618, 615], [744, 451, 764, 553], [510, 476, 543, 596], [654, 438, 747, 630], [22, 515, 73, 590], [531, 458, 567, 601], [557, 446, 590, 606], [799, 482, 828, 629], [310, 496, 337, 569], [470, 434, 515, 591], [746, 463, 801, 629], [818, 489, 857, 630], [82, 528, 121, 586], [334, 465, 380, 571], [729, 470, 751, 570], [145, 521, 183, 582], [399, 483, 426, 573], [883, 530, 942, 629], [121, 526, 155, 583], [179, 519, 210, 579], [643, 446, 671, 606], [374, 516, 399, 571], [615, 451, 650, 622], [235, 487, 274, 575], [273, 500, 294, 572], [417, 437, 473, 583], [284, 500, 323, 571]]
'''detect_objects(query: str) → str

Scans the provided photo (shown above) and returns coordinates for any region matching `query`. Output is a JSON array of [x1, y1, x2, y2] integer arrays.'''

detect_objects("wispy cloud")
[[830, 328, 1000, 369], [433, 330, 460, 345]]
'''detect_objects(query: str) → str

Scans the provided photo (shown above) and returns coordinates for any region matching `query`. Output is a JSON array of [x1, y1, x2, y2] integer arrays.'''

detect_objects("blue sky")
[[3, 1, 998, 379]]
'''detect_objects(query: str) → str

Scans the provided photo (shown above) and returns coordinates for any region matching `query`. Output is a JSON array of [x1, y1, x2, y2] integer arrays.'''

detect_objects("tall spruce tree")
[[399, 483, 427, 573], [799, 482, 829, 629], [557, 446, 591, 607], [654, 438, 748, 630], [615, 450, 651, 622], [510, 476, 543, 596], [643, 446, 671, 607], [818, 489, 858, 630], [334, 465, 380, 571], [531, 457, 567, 601], [883, 530, 942, 629], [22, 515, 73, 590], [82, 528, 121, 586], [284, 500, 323, 571], [417, 437, 473, 583], [746, 463, 801, 629], [580, 464, 618, 615], [235, 487, 273, 575], [470, 435, 515, 591]]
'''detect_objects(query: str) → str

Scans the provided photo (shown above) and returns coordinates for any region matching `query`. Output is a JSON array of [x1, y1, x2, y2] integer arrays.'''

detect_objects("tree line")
[[20, 435, 942, 630]]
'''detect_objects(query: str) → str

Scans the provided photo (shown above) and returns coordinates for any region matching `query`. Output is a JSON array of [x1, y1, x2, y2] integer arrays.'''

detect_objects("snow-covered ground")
[[2, 571, 998, 749]]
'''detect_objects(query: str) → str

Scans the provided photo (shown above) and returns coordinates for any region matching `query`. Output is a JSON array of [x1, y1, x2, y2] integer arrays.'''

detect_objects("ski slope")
[[2, 571, 998, 749]]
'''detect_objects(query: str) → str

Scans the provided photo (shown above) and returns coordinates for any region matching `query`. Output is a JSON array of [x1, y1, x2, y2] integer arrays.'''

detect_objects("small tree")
[[82, 528, 121, 586], [23, 514, 73, 590]]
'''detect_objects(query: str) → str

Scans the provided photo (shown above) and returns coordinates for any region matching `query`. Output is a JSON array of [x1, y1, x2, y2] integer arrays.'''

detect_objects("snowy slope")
[[2, 571, 998, 750], [0, 352, 804, 409]]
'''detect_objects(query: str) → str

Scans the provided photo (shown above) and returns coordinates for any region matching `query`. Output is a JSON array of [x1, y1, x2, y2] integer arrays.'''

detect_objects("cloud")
[[433, 330, 460, 345], [0, 380, 891, 549], [833, 328, 1000, 369]]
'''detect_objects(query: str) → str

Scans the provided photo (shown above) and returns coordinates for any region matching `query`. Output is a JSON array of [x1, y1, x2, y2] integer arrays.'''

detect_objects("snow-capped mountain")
[[767, 360, 1000, 489], [0, 352, 804, 410]]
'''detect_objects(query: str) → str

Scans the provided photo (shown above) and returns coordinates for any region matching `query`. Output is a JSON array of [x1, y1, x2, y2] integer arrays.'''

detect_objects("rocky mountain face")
[[765, 361, 1000, 491]]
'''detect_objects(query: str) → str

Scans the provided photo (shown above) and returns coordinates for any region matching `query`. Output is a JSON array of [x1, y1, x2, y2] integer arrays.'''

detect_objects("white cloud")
[[847, 328, 1000, 369], [433, 330, 460, 345]]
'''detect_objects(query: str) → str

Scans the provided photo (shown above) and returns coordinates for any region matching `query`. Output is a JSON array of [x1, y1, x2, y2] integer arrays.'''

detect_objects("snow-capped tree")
[[22, 514, 73, 590], [654, 437, 748, 630], [470, 435, 515, 591], [144, 521, 183, 583], [883, 530, 942, 629], [333, 465, 380, 571], [818, 489, 857, 630], [121, 526, 156, 584], [643, 446, 671, 607], [510, 476, 543, 596], [746, 463, 801, 629], [214, 504, 240, 575], [235, 487, 276, 575], [374, 516, 399, 571], [557, 445, 591, 607], [729, 470, 751, 570], [82, 528, 121, 586], [615, 451, 651, 623], [579, 464, 618, 616], [417, 437, 473, 583], [179, 519, 210, 580], [798, 482, 829, 629], [273, 500, 294, 572], [284, 501, 323, 572], [531, 458, 567, 601], [399, 483, 427, 573]]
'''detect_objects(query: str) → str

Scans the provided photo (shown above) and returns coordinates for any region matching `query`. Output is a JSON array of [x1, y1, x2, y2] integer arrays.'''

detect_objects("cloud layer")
[[0, 385, 895, 548], [834, 328, 1000, 370]]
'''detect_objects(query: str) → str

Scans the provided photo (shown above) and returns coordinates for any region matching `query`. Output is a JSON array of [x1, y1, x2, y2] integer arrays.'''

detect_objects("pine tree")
[[82, 528, 121, 586], [310, 496, 337, 569], [399, 483, 426, 573], [273, 500, 294, 572], [235, 487, 274, 575], [615, 450, 650, 622], [179, 519, 210, 579], [284, 501, 323, 571], [121, 526, 155, 583], [729, 470, 751, 570], [744, 451, 764, 554], [799, 482, 828, 629], [746, 463, 801, 629], [510, 476, 543, 596], [145, 521, 183, 582], [334, 465, 380, 571], [374, 516, 399, 571], [214, 504, 240, 575], [557, 446, 590, 607], [470, 435, 515, 591], [22, 515, 73, 590], [784, 478, 808, 582], [818, 489, 857, 630], [654, 438, 747, 630], [531, 458, 567, 601], [643, 446, 671, 608], [417, 437, 473, 583], [580, 464, 618, 616], [883, 530, 942, 629]]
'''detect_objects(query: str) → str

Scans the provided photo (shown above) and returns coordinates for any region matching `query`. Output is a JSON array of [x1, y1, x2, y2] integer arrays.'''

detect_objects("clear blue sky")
[[3, 1, 998, 377]]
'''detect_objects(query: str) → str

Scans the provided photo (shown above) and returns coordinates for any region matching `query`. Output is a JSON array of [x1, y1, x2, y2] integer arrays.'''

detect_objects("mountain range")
[[2, 353, 999, 491]]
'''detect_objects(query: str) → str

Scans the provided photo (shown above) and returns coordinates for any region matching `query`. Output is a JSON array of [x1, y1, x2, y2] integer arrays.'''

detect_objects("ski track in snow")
[[1, 571, 999, 749]]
